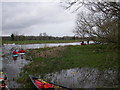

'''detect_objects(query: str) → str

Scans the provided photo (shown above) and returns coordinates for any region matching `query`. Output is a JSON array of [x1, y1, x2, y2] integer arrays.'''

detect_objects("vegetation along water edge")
[[17, 44, 118, 88]]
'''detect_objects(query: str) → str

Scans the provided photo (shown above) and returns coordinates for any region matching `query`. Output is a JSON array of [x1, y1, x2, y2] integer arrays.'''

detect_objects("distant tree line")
[[2, 33, 92, 41]]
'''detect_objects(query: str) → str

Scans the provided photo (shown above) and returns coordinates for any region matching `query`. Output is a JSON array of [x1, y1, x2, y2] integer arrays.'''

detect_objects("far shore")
[[2, 40, 81, 45]]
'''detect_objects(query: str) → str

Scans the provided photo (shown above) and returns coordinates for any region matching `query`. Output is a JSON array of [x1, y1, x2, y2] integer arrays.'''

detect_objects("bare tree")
[[62, 1, 120, 43], [43, 33, 48, 37], [11, 34, 15, 41]]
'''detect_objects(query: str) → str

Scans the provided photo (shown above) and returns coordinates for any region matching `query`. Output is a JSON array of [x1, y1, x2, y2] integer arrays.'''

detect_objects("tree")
[[18, 35, 25, 41], [11, 34, 14, 41], [62, 1, 120, 44], [39, 33, 42, 37], [43, 33, 47, 37]]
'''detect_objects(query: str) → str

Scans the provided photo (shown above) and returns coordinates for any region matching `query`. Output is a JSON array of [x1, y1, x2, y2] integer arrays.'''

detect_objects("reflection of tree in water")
[[44, 68, 118, 88]]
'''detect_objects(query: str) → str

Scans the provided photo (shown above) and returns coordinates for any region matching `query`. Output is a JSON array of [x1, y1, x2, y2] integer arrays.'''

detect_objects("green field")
[[17, 44, 118, 87], [2, 40, 80, 44]]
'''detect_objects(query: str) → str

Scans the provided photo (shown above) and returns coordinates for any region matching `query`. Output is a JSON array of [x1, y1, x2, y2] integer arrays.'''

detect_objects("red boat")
[[29, 75, 70, 90]]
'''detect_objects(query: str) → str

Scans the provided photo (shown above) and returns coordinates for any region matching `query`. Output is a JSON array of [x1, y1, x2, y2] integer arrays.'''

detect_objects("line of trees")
[[2, 33, 87, 41]]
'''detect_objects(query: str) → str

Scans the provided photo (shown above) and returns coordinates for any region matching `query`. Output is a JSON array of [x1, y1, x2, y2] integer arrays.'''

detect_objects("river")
[[2, 41, 94, 49]]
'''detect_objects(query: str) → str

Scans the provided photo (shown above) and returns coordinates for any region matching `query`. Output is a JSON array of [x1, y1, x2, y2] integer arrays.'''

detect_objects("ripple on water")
[[44, 68, 118, 88], [2, 56, 30, 88]]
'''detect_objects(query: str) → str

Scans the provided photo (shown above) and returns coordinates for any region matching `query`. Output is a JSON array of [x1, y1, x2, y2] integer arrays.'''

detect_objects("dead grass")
[[28, 47, 65, 58]]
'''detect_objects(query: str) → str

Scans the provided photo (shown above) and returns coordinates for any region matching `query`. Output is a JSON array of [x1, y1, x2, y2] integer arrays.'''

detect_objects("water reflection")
[[2, 46, 30, 88], [2, 56, 30, 88], [44, 68, 118, 88]]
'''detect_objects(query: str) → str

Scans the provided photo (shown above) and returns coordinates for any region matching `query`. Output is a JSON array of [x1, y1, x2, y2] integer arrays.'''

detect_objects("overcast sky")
[[1, 1, 77, 37]]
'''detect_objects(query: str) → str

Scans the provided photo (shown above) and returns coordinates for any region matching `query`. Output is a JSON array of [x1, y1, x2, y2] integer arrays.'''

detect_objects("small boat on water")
[[29, 75, 70, 90]]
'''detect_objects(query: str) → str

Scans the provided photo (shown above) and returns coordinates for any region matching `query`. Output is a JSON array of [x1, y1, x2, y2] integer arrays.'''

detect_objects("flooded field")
[[44, 68, 118, 88], [1, 42, 118, 88], [1, 42, 84, 88]]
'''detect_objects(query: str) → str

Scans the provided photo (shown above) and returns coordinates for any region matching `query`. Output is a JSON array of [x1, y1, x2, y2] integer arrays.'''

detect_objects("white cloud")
[[2, 2, 76, 36], [1, 0, 62, 3]]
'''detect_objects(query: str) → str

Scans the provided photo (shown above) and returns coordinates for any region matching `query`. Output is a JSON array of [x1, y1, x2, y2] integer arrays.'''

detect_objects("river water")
[[2, 41, 94, 49], [44, 68, 118, 88], [1, 41, 118, 88]]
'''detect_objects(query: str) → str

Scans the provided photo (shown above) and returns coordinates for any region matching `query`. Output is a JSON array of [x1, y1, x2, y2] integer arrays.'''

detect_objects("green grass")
[[17, 44, 118, 88], [2, 40, 80, 44]]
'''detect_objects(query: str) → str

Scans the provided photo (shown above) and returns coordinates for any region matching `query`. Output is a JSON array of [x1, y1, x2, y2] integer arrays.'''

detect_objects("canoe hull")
[[29, 75, 70, 90], [29, 75, 40, 90]]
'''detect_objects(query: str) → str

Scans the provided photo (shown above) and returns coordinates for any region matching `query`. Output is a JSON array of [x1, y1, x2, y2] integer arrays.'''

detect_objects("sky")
[[1, 0, 77, 37]]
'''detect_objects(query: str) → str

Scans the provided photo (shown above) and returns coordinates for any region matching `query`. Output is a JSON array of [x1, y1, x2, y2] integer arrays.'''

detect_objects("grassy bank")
[[2, 40, 80, 44], [17, 44, 118, 87]]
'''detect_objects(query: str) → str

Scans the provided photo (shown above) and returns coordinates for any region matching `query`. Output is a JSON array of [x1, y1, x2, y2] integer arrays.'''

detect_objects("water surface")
[[2, 47, 30, 88], [3, 41, 94, 49], [44, 68, 118, 88]]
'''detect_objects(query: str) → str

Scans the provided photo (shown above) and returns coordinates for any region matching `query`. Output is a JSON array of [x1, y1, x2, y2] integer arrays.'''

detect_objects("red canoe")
[[29, 75, 71, 90]]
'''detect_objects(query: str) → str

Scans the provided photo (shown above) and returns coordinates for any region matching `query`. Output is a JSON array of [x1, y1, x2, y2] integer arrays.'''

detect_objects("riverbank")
[[2, 40, 80, 44], [17, 44, 118, 88]]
